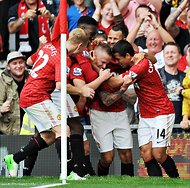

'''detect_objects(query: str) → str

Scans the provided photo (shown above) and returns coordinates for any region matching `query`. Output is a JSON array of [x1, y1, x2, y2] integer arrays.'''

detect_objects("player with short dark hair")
[[112, 40, 179, 178]]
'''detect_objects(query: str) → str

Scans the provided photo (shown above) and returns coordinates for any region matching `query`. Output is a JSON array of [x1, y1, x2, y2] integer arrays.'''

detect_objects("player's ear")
[[76, 43, 83, 52]]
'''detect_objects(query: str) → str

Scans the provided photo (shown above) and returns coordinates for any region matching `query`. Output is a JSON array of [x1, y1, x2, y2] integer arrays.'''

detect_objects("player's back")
[[20, 39, 61, 108]]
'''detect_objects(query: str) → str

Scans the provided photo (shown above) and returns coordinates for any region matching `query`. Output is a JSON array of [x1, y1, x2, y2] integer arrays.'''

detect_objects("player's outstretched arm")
[[66, 83, 95, 99], [26, 57, 34, 66]]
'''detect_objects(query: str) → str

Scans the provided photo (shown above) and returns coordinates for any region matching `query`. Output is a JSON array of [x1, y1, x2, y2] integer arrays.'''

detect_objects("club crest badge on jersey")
[[57, 114, 61, 120], [73, 68, 82, 76]]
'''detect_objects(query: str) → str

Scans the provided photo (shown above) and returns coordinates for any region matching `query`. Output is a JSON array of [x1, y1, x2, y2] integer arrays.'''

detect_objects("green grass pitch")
[[0, 176, 190, 188]]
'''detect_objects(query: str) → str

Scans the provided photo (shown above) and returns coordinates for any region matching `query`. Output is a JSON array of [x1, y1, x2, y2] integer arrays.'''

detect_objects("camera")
[[36, 10, 41, 16]]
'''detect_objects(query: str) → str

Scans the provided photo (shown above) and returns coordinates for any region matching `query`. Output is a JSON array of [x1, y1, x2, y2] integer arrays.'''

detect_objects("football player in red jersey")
[[112, 40, 179, 178], [70, 43, 135, 176], [4, 28, 94, 180]]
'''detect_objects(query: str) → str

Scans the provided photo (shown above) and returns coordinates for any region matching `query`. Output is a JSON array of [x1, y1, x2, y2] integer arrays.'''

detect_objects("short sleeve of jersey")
[[122, 59, 149, 81], [30, 51, 38, 63], [70, 63, 85, 81], [75, 53, 98, 83]]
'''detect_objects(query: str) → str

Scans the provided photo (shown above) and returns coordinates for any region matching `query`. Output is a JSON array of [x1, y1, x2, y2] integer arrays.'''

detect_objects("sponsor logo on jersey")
[[66, 66, 70, 75], [129, 71, 137, 79], [73, 68, 82, 76]]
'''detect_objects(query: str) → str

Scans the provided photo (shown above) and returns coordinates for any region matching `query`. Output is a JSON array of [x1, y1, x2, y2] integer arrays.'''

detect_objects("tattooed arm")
[[98, 76, 132, 106], [98, 89, 126, 106], [165, 0, 189, 38]]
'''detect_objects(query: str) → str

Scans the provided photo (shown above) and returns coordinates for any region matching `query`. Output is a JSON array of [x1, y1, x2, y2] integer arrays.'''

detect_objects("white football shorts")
[[51, 90, 79, 118], [138, 113, 175, 148], [90, 109, 133, 153], [23, 100, 61, 133]]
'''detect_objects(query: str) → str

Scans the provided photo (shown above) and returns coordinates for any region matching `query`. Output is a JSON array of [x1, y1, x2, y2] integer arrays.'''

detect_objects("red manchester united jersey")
[[122, 59, 175, 118], [20, 39, 61, 108]]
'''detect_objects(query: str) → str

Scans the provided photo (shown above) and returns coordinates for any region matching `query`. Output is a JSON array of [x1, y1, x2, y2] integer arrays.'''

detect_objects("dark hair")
[[135, 4, 152, 18], [112, 40, 135, 57], [135, 4, 158, 20], [94, 43, 112, 57], [111, 25, 128, 38], [95, 29, 107, 40], [77, 16, 98, 27], [163, 42, 181, 54]]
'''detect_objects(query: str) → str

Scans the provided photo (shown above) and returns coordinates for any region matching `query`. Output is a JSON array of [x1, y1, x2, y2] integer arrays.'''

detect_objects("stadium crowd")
[[0, 0, 190, 180]]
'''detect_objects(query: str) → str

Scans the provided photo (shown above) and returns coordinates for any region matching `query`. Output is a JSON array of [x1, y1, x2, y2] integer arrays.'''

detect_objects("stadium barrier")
[[0, 124, 189, 178]]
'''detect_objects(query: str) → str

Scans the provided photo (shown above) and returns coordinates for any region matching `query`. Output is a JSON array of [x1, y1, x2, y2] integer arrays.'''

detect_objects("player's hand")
[[39, 35, 48, 48], [0, 100, 11, 114], [120, 75, 133, 92], [80, 85, 95, 99], [99, 68, 112, 80]]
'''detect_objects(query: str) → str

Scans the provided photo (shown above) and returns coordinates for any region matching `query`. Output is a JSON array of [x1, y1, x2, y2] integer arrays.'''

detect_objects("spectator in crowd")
[[107, 25, 128, 48], [177, 45, 190, 129], [165, 0, 190, 55], [112, 40, 179, 178], [133, 5, 155, 49], [127, 11, 175, 69], [160, 0, 185, 30], [0, 51, 39, 176], [67, 0, 94, 32], [158, 42, 185, 125], [4, 28, 94, 180], [7, 0, 55, 59], [116, 0, 162, 32], [177, 43, 190, 72], [0, 0, 20, 65], [92, 0, 125, 35], [175, 6, 188, 30], [0, 51, 28, 135]]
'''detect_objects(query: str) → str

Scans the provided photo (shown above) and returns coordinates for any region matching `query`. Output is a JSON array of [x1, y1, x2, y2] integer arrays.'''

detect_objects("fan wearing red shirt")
[[4, 28, 94, 180], [112, 40, 179, 178]]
